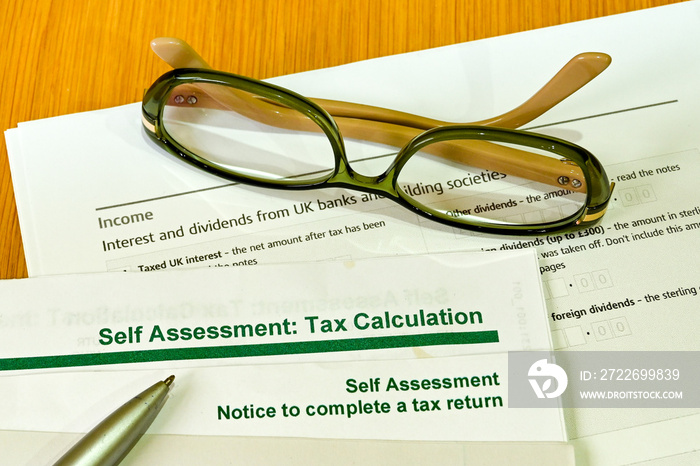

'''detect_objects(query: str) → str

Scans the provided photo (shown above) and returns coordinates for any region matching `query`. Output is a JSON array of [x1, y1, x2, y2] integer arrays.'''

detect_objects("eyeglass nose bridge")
[[325, 154, 402, 199]]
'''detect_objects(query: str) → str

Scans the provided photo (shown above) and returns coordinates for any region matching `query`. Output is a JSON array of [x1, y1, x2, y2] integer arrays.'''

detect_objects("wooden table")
[[0, 0, 686, 279]]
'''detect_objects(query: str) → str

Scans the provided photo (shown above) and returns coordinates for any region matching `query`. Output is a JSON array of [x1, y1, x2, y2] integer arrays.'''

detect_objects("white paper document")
[[2, 356, 564, 442], [0, 251, 568, 445], [5, 2, 700, 465], [0, 251, 548, 372], [0, 433, 575, 466]]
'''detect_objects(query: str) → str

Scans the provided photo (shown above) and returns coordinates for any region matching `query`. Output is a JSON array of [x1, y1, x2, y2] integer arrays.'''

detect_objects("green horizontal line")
[[1, 331, 498, 371]]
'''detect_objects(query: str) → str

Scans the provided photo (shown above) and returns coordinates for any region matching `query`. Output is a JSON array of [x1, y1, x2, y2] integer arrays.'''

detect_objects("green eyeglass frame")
[[142, 66, 613, 235]]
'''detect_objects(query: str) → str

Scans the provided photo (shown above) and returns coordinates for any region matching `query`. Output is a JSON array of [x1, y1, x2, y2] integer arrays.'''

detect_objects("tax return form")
[[1, 251, 572, 463], [4, 1, 700, 465]]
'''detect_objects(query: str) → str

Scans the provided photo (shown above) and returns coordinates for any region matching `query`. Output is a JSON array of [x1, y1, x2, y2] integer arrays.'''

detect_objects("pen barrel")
[[53, 380, 171, 466]]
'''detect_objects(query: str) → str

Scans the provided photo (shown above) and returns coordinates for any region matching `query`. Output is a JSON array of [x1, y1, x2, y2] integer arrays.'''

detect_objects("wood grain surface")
[[0, 0, 686, 279]]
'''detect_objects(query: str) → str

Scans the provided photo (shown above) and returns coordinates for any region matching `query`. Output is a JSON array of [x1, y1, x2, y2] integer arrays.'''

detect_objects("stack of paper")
[[4, 2, 700, 465]]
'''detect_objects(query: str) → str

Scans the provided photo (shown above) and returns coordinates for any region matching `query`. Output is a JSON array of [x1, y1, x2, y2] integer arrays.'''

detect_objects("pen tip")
[[164, 375, 175, 386]]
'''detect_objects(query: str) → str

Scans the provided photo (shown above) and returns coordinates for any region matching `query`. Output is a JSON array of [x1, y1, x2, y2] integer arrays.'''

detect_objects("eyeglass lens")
[[163, 82, 336, 182], [397, 140, 587, 226]]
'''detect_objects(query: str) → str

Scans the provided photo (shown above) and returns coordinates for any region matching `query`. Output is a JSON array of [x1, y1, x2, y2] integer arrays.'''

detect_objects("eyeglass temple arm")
[[314, 52, 611, 132], [150, 38, 610, 131], [149, 38, 604, 203], [150, 37, 212, 68]]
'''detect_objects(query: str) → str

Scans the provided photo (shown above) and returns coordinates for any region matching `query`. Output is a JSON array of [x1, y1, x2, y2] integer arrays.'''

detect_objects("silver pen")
[[53, 375, 175, 466]]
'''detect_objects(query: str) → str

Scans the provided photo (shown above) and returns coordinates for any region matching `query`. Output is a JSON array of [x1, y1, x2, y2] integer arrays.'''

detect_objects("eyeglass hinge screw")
[[173, 95, 198, 105]]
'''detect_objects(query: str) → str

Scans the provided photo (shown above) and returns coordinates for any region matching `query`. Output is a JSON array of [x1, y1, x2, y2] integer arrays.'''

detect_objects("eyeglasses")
[[141, 38, 613, 235]]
